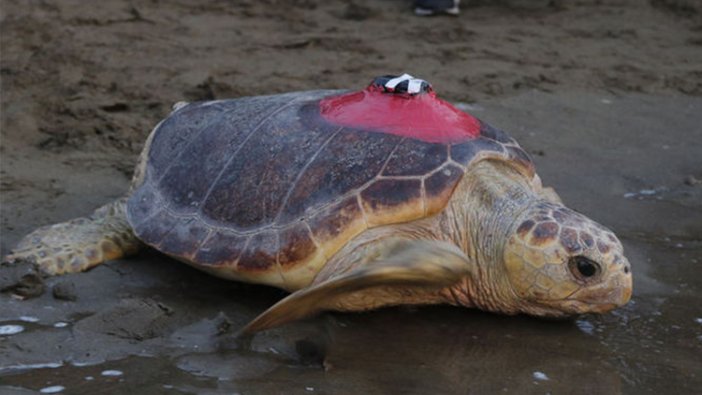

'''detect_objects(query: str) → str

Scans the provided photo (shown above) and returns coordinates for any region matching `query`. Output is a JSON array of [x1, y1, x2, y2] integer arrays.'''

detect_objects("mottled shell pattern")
[[126, 88, 534, 290]]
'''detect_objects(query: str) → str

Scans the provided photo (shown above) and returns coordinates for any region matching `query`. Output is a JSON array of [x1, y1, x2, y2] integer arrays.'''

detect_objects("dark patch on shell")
[[201, 105, 333, 228], [383, 139, 447, 176], [127, 184, 160, 226], [131, 209, 180, 247], [195, 231, 246, 266], [147, 102, 228, 172], [424, 164, 464, 214], [159, 219, 210, 257], [450, 137, 504, 164], [308, 196, 363, 245], [279, 130, 400, 223], [278, 224, 317, 267], [237, 232, 279, 271], [158, 119, 255, 214], [361, 179, 422, 212], [479, 120, 512, 144]]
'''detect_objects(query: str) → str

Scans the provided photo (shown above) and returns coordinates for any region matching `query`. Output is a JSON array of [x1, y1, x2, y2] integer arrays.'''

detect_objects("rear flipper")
[[4, 198, 140, 275]]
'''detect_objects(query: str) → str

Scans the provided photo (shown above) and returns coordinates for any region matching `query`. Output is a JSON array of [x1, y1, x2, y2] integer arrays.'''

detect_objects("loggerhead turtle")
[[5, 74, 632, 334]]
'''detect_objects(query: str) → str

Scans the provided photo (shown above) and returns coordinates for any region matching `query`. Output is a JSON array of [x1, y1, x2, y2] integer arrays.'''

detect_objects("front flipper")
[[531, 174, 563, 204], [241, 239, 471, 335], [540, 186, 563, 204]]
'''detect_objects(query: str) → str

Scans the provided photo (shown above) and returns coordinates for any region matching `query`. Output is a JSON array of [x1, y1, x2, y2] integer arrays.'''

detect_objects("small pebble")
[[533, 371, 549, 381], [85, 376, 94, 381], [214, 312, 232, 335], [54, 322, 69, 328], [52, 281, 77, 301], [306, 387, 315, 392], [695, 318, 702, 324], [19, 316, 39, 323], [575, 319, 595, 335], [101, 370, 123, 377], [0, 325, 24, 335], [39, 386, 65, 393]]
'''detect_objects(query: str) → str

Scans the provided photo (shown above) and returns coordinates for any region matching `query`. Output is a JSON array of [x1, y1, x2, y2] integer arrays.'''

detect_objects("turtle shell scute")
[[127, 89, 533, 281]]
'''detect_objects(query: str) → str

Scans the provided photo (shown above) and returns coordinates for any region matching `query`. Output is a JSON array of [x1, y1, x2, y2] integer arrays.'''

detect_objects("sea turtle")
[[5, 74, 632, 334]]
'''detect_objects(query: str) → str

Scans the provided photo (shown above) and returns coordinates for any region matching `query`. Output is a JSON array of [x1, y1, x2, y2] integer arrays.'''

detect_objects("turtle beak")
[[567, 259, 633, 313], [611, 264, 633, 306]]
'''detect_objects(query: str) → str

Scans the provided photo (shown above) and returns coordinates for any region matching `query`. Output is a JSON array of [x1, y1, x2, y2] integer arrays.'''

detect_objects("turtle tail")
[[4, 198, 140, 275]]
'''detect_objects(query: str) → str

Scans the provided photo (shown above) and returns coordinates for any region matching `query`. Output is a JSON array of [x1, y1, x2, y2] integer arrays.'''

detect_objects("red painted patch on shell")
[[319, 85, 480, 144]]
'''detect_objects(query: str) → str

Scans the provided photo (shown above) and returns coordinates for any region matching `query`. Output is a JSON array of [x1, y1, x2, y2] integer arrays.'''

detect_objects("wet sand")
[[2, 1, 702, 394]]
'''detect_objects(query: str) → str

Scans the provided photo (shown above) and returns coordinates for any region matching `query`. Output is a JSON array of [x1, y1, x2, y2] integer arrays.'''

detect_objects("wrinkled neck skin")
[[437, 160, 537, 314], [311, 160, 542, 313]]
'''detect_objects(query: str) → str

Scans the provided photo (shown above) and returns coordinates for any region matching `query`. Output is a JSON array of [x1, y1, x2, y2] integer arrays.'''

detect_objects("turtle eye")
[[568, 256, 601, 281]]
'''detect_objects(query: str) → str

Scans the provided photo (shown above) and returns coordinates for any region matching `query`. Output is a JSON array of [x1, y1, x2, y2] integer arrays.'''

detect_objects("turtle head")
[[502, 202, 632, 317]]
